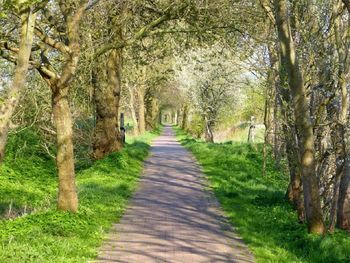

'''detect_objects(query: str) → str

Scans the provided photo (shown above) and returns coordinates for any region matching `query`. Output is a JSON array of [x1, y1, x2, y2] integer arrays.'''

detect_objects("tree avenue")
[[1, 0, 350, 261]]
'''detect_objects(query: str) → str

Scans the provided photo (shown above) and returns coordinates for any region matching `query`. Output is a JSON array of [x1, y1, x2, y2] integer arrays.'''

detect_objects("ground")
[[94, 125, 253, 262]]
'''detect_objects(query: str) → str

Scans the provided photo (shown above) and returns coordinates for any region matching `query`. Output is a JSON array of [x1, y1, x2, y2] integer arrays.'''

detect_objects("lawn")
[[0, 129, 159, 262], [176, 127, 350, 263]]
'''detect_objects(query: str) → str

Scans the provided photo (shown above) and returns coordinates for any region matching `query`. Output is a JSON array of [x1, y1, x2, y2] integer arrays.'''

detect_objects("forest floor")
[[94, 125, 253, 262], [176, 128, 350, 263]]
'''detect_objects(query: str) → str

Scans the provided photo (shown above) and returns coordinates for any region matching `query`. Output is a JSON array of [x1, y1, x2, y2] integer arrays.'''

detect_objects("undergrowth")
[[0, 129, 159, 262], [175, 127, 350, 263]]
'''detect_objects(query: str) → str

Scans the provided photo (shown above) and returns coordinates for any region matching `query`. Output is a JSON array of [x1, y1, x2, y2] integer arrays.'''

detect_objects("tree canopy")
[[1, 0, 350, 261]]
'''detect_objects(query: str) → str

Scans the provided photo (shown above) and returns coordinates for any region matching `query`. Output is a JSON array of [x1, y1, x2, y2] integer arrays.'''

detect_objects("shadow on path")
[[93, 126, 254, 263]]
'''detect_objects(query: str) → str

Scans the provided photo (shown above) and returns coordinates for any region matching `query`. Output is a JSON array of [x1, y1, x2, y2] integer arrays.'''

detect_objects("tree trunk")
[[262, 109, 268, 175], [92, 49, 123, 159], [127, 84, 139, 135], [52, 86, 78, 212], [204, 117, 214, 143], [0, 9, 36, 163], [92, 50, 123, 159], [35, 1, 88, 212], [337, 153, 350, 230], [329, 160, 343, 232], [137, 88, 146, 134], [273, 83, 282, 169], [274, 0, 325, 234], [264, 42, 277, 146], [114, 48, 122, 138], [248, 116, 256, 143], [334, 1, 350, 231], [176, 110, 180, 125], [182, 105, 188, 130], [285, 128, 305, 223], [145, 97, 159, 130], [336, 77, 350, 231], [159, 110, 162, 125]]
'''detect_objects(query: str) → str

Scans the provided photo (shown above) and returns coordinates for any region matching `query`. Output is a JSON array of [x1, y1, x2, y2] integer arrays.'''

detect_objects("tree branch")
[[343, 0, 350, 13], [94, 2, 189, 58], [0, 50, 17, 64], [34, 27, 71, 54], [149, 25, 243, 35], [260, 0, 276, 25]]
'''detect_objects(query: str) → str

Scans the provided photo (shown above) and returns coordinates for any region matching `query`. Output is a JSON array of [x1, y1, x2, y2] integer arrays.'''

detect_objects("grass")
[[175, 127, 350, 263], [228, 125, 265, 143], [0, 130, 57, 217], [0, 129, 160, 262]]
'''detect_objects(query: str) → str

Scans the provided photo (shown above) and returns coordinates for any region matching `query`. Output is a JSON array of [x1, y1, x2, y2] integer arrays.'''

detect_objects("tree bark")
[[176, 110, 180, 125], [264, 41, 277, 145], [278, 67, 305, 222], [127, 84, 139, 135], [333, 0, 350, 231], [273, 83, 282, 169], [159, 110, 162, 125], [92, 49, 123, 159], [182, 104, 188, 130], [274, 0, 325, 234], [54, 1, 88, 211], [204, 116, 214, 143], [262, 101, 269, 176], [145, 96, 159, 130], [337, 153, 350, 230], [248, 116, 256, 143], [336, 76, 350, 231], [285, 128, 305, 222], [52, 85, 77, 212], [34, 0, 88, 212], [137, 87, 146, 134], [0, 9, 36, 163]]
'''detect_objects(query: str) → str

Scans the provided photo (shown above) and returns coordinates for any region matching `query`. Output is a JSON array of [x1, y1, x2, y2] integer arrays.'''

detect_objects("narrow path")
[[94, 126, 254, 263]]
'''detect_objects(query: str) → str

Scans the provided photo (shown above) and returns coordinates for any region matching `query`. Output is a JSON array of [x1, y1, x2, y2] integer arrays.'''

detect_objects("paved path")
[[94, 126, 254, 263]]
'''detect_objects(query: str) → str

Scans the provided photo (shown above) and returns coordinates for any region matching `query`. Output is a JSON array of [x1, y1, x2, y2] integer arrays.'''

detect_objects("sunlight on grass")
[[175, 127, 350, 263], [0, 129, 160, 262]]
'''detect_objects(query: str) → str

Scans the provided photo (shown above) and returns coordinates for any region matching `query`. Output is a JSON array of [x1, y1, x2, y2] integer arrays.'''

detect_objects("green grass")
[[0, 129, 159, 262], [0, 130, 57, 217], [175, 127, 350, 263], [229, 126, 265, 143]]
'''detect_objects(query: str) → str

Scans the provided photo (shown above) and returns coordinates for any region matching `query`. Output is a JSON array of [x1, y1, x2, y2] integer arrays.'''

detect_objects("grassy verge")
[[0, 130, 159, 262], [175, 127, 350, 263]]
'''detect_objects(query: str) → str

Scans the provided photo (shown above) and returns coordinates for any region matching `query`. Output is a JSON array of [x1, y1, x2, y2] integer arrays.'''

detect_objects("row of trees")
[[1, 0, 350, 236], [256, 0, 350, 233], [171, 0, 350, 234], [1, 0, 254, 212], [0, 0, 197, 212]]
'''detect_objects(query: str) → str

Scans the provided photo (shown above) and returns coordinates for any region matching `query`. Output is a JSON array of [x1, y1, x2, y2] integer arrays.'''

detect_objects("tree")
[[90, 0, 124, 159], [0, 2, 38, 162], [89, 1, 190, 159], [335, 0, 350, 231], [32, 0, 88, 211], [176, 46, 245, 142], [273, 0, 325, 234]]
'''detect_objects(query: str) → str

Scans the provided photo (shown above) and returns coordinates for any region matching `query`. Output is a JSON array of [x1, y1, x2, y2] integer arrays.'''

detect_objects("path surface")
[[94, 126, 254, 263]]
